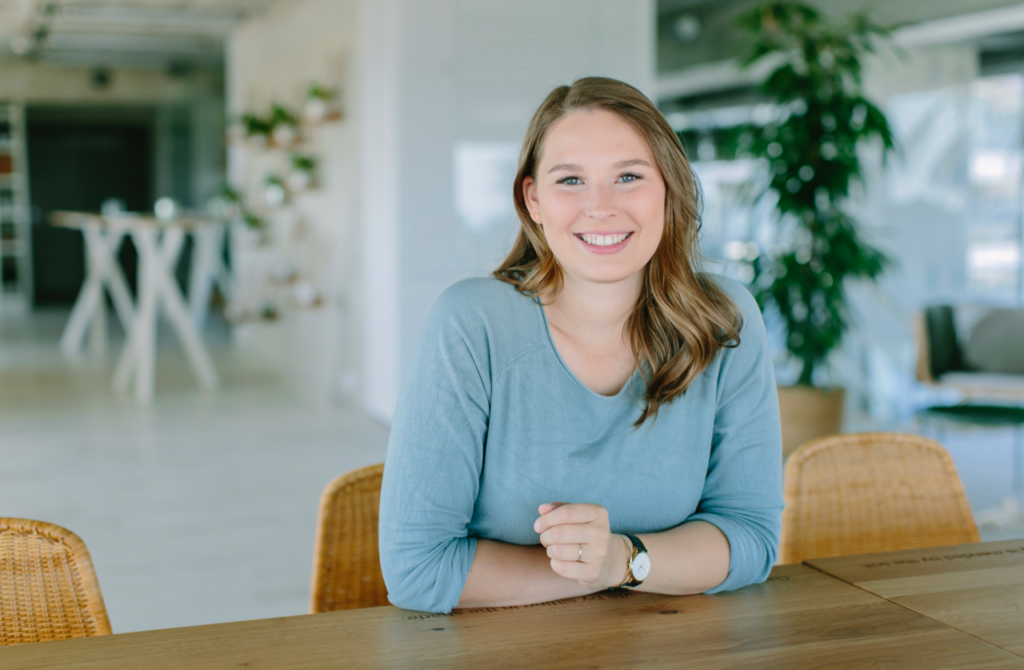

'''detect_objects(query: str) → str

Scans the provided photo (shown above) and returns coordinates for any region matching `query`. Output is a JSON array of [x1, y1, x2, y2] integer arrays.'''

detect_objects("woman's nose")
[[583, 182, 617, 221]]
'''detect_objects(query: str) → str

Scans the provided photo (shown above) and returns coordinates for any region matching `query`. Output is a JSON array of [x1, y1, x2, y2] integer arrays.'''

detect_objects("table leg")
[[60, 227, 134, 356], [213, 224, 232, 302], [112, 333, 135, 394], [101, 232, 135, 335], [157, 230, 219, 390], [131, 228, 161, 404], [60, 274, 102, 356], [89, 284, 108, 358], [188, 224, 219, 330], [113, 226, 220, 402], [59, 224, 105, 356]]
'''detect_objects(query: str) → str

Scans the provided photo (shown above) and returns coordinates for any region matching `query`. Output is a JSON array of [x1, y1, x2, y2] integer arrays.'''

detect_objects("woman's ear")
[[522, 176, 542, 226]]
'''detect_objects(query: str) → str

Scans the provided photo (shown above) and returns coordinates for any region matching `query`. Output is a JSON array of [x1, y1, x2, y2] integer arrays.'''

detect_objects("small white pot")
[[272, 124, 296, 148], [287, 170, 311, 193]]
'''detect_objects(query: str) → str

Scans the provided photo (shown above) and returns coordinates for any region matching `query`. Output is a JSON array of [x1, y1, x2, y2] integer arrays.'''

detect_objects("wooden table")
[[2, 562, 1022, 669], [51, 211, 224, 403], [808, 539, 1024, 660]]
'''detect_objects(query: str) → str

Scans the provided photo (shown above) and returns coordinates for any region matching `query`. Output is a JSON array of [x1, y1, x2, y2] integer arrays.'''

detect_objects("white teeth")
[[579, 233, 629, 246]]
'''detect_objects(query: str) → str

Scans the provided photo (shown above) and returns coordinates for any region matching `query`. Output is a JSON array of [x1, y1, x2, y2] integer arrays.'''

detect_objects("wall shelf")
[[0, 102, 33, 313]]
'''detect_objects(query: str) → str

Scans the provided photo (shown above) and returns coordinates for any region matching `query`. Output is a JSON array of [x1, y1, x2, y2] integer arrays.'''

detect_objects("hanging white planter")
[[272, 124, 296, 148], [246, 133, 267, 150], [287, 170, 312, 193], [304, 98, 327, 124]]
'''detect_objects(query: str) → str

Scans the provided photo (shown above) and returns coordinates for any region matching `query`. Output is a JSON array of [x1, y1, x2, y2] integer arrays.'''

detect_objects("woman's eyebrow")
[[614, 159, 651, 168], [547, 159, 651, 173]]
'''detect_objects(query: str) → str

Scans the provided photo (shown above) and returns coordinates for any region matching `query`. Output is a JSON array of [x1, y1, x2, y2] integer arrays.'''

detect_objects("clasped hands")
[[533, 502, 630, 589]]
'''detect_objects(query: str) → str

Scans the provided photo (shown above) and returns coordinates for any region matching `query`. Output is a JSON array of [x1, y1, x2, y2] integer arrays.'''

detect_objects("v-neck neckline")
[[534, 297, 640, 402]]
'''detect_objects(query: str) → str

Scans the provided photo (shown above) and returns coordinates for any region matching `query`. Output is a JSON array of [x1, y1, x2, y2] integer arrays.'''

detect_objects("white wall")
[[363, 0, 656, 421]]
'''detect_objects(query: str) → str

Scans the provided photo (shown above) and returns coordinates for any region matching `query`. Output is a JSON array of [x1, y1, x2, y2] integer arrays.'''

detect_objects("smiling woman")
[[378, 77, 784, 614], [524, 111, 665, 281]]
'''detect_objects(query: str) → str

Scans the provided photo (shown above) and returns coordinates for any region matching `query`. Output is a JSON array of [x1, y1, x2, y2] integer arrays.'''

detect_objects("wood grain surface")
[[808, 540, 1024, 659], [1, 563, 1021, 669]]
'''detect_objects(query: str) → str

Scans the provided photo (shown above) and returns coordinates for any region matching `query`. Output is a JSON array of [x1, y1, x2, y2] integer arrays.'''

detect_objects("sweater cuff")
[[685, 512, 772, 594]]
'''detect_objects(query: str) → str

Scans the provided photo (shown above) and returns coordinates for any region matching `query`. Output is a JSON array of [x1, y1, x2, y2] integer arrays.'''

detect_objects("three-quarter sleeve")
[[377, 285, 491, 613], [686, 282, 785, 593]]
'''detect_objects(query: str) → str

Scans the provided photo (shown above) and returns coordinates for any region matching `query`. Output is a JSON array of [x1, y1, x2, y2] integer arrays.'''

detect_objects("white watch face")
[[631, 552, 651, 582]]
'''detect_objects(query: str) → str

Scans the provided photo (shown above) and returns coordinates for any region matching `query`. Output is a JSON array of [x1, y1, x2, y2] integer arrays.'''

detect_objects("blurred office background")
[[0, 0, 1022, 633]]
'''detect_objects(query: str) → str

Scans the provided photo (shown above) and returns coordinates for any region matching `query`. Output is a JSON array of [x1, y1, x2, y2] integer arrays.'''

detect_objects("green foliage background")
[[681, 2, 897, 386]]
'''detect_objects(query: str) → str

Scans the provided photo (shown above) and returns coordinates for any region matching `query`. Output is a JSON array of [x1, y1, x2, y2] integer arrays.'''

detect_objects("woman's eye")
[[618, 172, 641, 183], [558, 176, 581, 186]]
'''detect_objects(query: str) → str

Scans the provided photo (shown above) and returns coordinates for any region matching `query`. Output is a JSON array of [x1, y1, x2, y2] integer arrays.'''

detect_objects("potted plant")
[[260, 174, 287, 208], [304, 83, 342, 123], [721, 2, 896, 455], [287, 154, 317, 193], [239, 113, 272, 148], [269, 105, 299, 148]]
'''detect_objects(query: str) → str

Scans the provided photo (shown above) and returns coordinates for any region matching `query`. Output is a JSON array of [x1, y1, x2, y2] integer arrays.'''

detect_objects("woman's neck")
[[543, 271, 642, 342]]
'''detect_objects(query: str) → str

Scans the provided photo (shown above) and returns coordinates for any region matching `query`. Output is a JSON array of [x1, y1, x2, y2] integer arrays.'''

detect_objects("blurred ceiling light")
[[671, 14, 702, 44], [969, 150, 1022, 184], [968, 243, 1020, 271]]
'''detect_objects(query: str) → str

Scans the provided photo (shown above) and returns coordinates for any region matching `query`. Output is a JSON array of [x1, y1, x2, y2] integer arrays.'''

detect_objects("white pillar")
[[359, 0, 402, 423]]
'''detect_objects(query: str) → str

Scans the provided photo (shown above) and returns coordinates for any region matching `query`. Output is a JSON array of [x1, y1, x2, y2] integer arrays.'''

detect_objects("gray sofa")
[[916, 305, 1024, 401]]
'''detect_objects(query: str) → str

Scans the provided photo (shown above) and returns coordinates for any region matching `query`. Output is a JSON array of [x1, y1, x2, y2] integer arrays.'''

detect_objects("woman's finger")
[[537, 501, 568, 516], [538, 523, 598, 547], [535, 502, 607, 534], [546, 542, 587, 563]]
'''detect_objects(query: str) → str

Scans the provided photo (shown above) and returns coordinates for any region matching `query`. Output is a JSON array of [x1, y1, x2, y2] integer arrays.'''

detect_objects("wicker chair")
[[0, 518, 111, 645], [779, 433, 980, 564], [310, 463, 389, 612]]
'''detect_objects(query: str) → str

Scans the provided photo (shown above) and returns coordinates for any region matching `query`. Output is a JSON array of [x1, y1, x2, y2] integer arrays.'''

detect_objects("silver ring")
[[577, 543, 583, 562]]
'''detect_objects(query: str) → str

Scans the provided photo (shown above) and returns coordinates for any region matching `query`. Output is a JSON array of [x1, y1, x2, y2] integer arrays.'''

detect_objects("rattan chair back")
[[0, 518, 111, 645], [780, 433, 980, 564], [310, 463, 388, 612]]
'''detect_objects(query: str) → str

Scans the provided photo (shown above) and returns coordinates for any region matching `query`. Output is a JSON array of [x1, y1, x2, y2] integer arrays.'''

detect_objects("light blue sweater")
[[378, 276, 784, 613]]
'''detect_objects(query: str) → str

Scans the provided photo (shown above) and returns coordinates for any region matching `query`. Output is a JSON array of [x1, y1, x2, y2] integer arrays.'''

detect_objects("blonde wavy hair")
[[494, 77, 743, 425]]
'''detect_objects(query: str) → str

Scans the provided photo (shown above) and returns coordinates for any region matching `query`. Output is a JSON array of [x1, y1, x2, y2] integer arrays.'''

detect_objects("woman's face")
[[523, 109, 666, 290]]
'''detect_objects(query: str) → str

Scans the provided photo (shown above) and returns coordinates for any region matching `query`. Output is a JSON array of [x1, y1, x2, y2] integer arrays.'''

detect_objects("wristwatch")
[[618, 534, 651, 588]]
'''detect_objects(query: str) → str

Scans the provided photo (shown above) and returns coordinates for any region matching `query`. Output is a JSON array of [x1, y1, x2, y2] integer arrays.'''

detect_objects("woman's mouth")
[[575, 231, 633, 253]]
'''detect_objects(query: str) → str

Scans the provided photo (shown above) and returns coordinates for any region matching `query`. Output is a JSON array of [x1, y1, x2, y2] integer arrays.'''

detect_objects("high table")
[[51, 211, 222, 403], [2, 542, 1023, 669]]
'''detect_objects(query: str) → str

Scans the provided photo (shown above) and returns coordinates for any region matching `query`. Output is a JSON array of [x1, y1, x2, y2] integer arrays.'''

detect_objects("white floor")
[[1, 308, 1021, 635], [0, 308, 390, 633]]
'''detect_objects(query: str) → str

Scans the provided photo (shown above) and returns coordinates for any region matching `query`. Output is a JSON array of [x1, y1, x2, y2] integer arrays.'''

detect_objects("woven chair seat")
[[310, 463, 389, 612], [779, 433, 980, 564], [0, 518, 111, 645]]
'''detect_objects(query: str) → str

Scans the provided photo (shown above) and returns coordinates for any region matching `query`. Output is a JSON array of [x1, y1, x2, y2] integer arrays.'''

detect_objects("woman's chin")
[[563, 265, 646, 287]]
